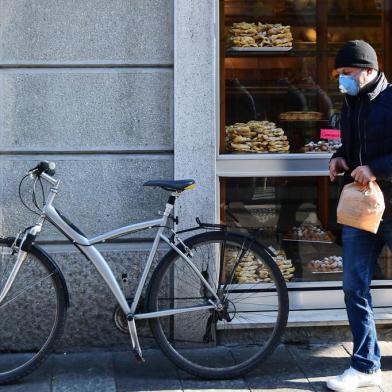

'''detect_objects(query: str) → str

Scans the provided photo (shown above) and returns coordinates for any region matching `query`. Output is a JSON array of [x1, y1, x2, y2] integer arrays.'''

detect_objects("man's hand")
[[351, 165, 376, 185], [329, 157, 349, 182]]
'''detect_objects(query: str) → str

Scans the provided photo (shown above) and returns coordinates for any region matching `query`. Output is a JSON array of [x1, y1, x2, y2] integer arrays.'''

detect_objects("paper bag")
[[337, 181, 385, 234]]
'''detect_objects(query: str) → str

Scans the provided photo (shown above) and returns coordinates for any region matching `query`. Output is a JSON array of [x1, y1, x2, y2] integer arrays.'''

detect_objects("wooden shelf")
[[226, 45, 383, 58], [225, 48, 315, 57], [224, 12, 381, 27]]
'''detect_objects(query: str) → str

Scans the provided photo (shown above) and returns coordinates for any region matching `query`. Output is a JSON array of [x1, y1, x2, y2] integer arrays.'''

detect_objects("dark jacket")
[[331, 72, 392, 219]]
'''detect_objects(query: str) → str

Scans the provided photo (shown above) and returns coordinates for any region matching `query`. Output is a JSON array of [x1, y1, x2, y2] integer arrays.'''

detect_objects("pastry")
[[302, 28, 317, 42], [231, 36, 257, 47], [303, 140, 342, 153], [308, 256, 343, 272], [288, 223, 333, 241], [226, 120, 290, 153], [228, 22, 293, 48], [225, 247, 295, 283]]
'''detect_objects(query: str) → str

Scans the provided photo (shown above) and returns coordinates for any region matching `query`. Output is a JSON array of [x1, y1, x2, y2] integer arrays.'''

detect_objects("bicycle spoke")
[[229, 291, 279, 303], [149, 232, 288, 378], [0, 272, 55, 310]]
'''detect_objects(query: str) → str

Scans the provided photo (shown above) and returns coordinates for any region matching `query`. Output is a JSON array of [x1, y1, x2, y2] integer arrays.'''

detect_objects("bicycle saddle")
[[143, 179, 195, 192]]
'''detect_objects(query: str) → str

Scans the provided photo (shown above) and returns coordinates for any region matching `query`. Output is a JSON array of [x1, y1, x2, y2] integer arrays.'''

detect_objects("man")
[[327, 40, 392, 391]]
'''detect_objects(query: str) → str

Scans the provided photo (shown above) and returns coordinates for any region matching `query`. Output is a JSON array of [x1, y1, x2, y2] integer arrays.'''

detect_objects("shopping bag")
[[337, 181, 385, 234]]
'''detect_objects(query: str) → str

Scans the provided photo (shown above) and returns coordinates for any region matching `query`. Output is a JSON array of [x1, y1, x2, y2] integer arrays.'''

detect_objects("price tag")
[[320, 129, 341, 140]]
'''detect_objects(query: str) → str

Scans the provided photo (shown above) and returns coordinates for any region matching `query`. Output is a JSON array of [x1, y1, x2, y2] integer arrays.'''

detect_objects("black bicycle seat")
[[143, 179, 195, 192]]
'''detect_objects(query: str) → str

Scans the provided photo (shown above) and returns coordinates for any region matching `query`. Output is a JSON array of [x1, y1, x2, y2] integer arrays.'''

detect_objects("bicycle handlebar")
[[29, 161, 56, 176]]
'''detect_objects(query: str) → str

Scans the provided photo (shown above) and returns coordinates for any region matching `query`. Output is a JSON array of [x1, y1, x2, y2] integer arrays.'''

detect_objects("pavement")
[[1, 342, 392, 391]]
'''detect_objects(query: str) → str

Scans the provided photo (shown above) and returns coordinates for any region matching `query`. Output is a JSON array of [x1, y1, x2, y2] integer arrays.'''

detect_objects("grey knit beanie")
[[335, 40, 378, 70]]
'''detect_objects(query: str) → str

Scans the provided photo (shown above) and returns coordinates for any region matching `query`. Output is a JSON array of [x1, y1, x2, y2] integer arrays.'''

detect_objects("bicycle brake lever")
[[28, 168, 38, 179]]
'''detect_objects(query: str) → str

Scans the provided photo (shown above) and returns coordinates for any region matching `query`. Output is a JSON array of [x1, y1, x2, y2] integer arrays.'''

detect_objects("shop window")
[[223, 176, 392, 283], [220, 0, 390, 155]]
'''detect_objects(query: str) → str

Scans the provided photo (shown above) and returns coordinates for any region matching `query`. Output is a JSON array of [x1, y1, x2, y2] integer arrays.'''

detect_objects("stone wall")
[[0, 0, 175, 348]]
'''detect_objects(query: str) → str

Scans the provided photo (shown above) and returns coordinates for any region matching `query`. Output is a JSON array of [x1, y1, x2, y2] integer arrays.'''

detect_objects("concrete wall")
[[0, 0, 175, 348], [174, 0, 217, 230]]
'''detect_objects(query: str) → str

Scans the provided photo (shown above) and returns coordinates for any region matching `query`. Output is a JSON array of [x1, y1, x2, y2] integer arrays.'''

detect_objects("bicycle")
[[0, 161, 289, 383]]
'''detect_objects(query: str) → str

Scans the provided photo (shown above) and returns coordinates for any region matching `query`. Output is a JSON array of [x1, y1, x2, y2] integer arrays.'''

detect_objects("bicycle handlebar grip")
[[34, 161, 56, 176]]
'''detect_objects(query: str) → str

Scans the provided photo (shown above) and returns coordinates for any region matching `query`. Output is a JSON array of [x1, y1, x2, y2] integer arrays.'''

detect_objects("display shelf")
[[278, 119, 327, 122], [327, 44, 384, 56], [228, 46, 292, 52], [327, 12, 381, 27], [226, 45, 383, 58], [282, 238, 334, 244], [217, 153, 331, 177], [224, 14, 381, 30], [224, 13, 316, 27], [225, 48, 315, 57]]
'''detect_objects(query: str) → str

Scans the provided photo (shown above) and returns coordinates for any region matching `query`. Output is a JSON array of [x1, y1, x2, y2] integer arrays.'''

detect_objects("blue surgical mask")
[[338, 74, 360, 96]]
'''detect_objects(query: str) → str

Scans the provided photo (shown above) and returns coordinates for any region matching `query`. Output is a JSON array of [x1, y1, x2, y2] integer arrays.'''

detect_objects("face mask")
[[338, 74, 360, 96], [338, 69, 365, 96]]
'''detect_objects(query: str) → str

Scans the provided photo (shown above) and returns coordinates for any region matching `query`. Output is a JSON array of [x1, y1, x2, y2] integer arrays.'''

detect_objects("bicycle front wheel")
[[147, 231, 288, 379], [0, 239, 68, 384]]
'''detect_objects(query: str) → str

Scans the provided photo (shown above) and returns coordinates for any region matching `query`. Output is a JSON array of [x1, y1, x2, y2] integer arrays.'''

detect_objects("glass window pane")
[[220, 0, 388, 154], [222, 176, 392, 282]]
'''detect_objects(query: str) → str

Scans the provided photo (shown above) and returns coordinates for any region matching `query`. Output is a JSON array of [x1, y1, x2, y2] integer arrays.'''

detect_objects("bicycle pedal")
[[132, 349, 145, 363]]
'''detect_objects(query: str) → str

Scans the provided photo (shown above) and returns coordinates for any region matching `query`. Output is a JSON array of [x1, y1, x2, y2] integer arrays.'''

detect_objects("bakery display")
[[228, 22, 293, 48], [308, 256, 343, 273], [279, 111, 324, 121], [302, 140, 342, 153], [225, 247, 295, 283], [226, 120, 290, 153], [285, 223, 334, 242]]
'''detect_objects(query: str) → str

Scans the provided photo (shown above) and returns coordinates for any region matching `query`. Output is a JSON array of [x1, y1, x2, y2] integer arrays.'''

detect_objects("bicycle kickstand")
[[127, 319, 145, 363]]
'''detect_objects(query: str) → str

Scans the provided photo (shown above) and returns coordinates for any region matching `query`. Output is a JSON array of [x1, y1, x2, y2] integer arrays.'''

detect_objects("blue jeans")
[[342, 222, 392, 373]]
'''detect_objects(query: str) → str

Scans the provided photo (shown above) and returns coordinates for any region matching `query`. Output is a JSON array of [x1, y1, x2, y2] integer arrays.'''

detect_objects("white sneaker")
[[326, 367, 382, 391]]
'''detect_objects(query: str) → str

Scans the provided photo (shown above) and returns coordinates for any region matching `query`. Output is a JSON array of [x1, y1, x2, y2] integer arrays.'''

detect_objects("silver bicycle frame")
[[0, 172, 219, 321]]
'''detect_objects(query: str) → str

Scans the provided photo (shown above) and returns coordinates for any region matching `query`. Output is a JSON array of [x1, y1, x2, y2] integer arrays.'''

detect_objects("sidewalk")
[[1, 342, 392, 391]]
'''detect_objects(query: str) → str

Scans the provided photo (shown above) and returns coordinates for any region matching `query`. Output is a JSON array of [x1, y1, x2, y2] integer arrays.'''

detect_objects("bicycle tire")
[[147, 231, 288, 379], [0, 238, 68, 384]]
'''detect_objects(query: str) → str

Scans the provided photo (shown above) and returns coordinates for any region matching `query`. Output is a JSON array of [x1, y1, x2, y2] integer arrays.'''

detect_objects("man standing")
[[327, 40, 392, 391]]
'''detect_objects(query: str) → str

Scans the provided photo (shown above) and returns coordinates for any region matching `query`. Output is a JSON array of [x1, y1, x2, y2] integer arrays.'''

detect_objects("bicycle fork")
[[0, 250, 28, 305], [0, 227, 41, 305]]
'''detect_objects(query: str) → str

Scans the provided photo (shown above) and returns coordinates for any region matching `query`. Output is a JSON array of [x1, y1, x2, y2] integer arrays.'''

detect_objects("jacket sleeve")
[[330, 145, 346, 161], [369, 92, 392, 179], [369, 155, 392, 180]]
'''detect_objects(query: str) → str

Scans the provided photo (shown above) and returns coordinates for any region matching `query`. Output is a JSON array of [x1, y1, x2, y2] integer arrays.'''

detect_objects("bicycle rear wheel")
[[147, 231, 288, 379], [0, 238, 68, 384]]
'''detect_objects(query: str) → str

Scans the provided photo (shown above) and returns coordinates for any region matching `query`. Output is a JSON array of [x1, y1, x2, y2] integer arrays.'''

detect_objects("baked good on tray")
[[225, 248, 295, 283], [308, 256, 343, 272], [287, 223, 333, 241], [302, 140, 342, 153], [226, 120, 290, 153], [228, 22, 293, 48]]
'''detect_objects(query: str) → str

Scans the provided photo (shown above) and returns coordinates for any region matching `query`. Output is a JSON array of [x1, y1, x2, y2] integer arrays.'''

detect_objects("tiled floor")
[[1, 342, 391, 391]]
